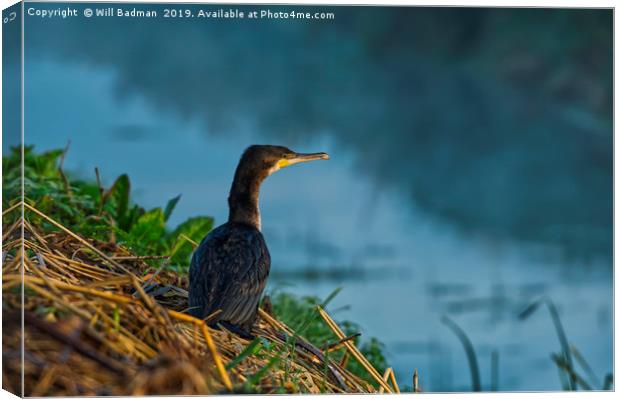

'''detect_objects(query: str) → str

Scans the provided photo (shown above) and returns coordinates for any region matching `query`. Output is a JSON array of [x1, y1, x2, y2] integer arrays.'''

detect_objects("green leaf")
[[103, 174, 131, 228], [128, 208, 166, 251], [163, 194, 181, 222], [226, 338, 263, 370], [30, 149, 63, 177], [245, 355, 281, 387], [518, 300, 542, 320], [168, 216, 213, 264], [296, 287, 342, 336], [171, 216, 214, 242], [551, 353, 593, 390], [571, 345, 601, 389], [320, 287, 342, 309], [125, 205, 145, 231], [441, 315, 481, 392]]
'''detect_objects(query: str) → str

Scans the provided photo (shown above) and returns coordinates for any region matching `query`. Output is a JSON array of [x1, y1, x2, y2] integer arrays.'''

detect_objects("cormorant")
[[188, 145, 329, 337]]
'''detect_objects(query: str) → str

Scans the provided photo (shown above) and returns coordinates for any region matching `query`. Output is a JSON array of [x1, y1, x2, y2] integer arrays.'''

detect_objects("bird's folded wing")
[[189, 228, 270, 325]]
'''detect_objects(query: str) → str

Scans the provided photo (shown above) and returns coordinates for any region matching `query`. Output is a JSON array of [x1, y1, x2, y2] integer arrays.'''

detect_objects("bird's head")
[[229, 145, 329, 228], [239, 145, 330, 179]]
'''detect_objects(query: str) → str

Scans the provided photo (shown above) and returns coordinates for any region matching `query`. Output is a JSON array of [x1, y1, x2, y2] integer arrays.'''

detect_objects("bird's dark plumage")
[[188, 145, 328, 336], [189, 222, 270, 331]]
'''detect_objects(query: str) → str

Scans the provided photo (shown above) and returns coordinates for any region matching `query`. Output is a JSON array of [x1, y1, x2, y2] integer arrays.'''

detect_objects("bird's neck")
[[228, 168, 265, 230]]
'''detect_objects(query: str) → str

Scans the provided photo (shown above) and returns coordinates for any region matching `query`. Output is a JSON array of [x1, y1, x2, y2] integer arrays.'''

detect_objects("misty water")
[[9, 4, 613, 392]]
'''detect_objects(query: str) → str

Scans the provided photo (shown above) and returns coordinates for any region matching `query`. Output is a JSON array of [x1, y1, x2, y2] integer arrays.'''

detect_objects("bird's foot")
[[218, 321, 255, 340]]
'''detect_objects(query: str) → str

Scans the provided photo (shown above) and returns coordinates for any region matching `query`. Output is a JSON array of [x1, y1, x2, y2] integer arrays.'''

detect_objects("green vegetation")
[[3, 145, 388, 389], [221, 288, 389, 393], [3, 145, 212, 271], [441, 315, 481, 391], [440, 300, 613, 392], [268, 290, 387, 384], [519, 296, 613, 391]]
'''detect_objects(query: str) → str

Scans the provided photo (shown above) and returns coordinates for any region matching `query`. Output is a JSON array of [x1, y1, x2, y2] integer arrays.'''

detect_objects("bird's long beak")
[[292, 152, 330, 162], [279, 152, 329, 168]]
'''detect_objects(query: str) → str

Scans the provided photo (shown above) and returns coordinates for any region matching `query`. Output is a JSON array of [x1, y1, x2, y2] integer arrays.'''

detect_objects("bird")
[[188, 145, 329, 338]]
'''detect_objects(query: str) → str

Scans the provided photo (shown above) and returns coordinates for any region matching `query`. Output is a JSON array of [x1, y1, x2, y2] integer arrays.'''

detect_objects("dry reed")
[[2, 202, 395, 395]]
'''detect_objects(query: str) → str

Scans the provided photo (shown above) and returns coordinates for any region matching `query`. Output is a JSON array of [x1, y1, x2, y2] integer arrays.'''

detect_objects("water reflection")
[[23, 4, 613, 260], [21, 3, 612, 392]]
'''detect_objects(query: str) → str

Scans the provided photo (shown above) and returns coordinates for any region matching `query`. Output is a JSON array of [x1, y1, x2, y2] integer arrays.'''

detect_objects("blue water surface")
[[16, 4, 613, 392]]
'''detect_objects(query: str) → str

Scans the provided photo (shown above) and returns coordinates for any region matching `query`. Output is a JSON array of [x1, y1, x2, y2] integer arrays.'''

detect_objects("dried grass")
[[2, 202, 398, 395]]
